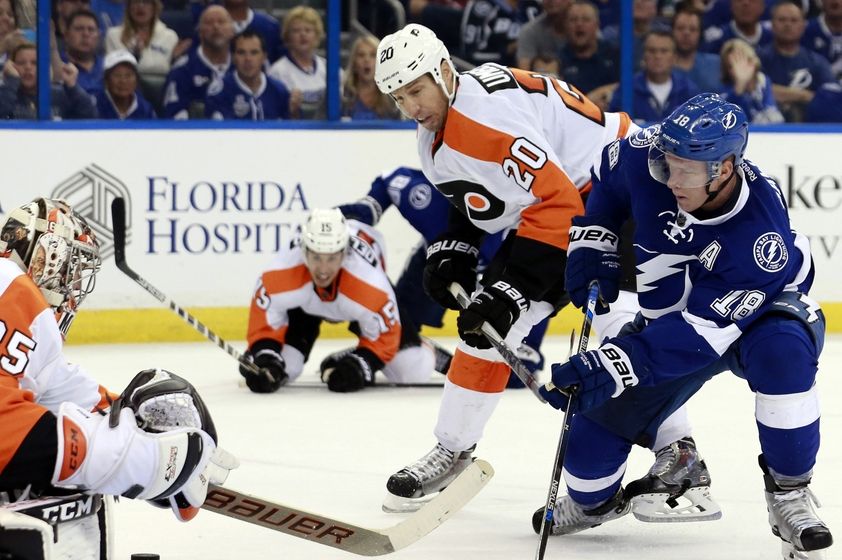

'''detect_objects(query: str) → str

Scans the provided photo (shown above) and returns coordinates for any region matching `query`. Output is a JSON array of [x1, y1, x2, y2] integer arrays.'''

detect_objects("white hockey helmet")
[[302, 208, 350, 254], [0, 198, 101, 335], [375, 23, 456, 105]]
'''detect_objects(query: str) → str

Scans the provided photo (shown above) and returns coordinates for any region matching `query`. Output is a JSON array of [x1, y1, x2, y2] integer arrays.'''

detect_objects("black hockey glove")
[[320, 347, 383, 393], [423, 235, 480, 310], [566, 216, 621, 309], [457, 277, 529, 349], [240, 340, 288, 393]]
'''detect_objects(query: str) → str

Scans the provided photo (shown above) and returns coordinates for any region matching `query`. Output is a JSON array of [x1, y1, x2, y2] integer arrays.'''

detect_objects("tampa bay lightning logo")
[[408, 183, 433, 209], [753, 232, 788, 272], [629, 124, 661, 148], [722, 111, 737, 129]]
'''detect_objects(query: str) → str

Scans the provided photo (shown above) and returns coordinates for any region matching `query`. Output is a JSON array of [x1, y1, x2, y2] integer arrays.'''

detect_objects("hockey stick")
[[448, 283, 547, 403], [202, 459, 494, 556], [110, 198, 274, 385], [534, 282, 599, 560]]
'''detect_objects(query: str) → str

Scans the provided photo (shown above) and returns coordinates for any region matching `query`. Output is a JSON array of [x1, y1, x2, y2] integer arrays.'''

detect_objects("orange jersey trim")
[[0, 386, 48, 473], [447, 349, 511, 393], [339, 271, 401, 363], [246, 265, 311, 346], [443, 108, 583, 251]]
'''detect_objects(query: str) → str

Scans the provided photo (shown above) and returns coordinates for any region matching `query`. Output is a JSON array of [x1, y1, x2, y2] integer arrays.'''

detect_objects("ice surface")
[[64, 335, 842, 560]]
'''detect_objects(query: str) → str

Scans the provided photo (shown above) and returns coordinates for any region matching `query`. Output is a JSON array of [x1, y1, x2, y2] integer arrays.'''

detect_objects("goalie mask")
[[0, 198, 101, 336]]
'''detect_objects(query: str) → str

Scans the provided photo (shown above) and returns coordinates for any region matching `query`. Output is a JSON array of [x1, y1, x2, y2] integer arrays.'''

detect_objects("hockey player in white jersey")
[[539, 95, 833, 558], [0, 198, 237, 559], [373, 23, 717, 518], [240, 208, 441, 393]]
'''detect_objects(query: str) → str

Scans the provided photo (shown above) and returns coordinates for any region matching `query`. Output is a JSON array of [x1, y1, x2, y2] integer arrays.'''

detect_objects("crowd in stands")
[[0, 0, 841, 122]]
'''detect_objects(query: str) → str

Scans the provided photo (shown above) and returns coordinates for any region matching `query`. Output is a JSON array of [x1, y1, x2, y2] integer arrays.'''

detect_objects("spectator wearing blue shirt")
[[601, 0, 669, 71], [702, 0, 773, 55], [95, 49, 157, 118], [162, 5, 233, 118], [672, 4, 724, 93], [0, 42, 97, 119], [559, 0, 619, 106], [204, 30, 289, 120], [61, 9, 105, 99], [222, 0, 282, 62], [719, 37, 784, 122], [459, 0, 541, 67], [802, 0, 842, 79], [758, 1, 834, 122], [805, 80, 842, 121], [609, 30, 700, 123], [341, 35, 401, 120]]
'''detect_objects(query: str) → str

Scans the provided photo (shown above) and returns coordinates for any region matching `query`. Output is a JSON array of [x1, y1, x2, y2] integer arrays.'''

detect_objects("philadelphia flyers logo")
[[437, 180, 505, 221]]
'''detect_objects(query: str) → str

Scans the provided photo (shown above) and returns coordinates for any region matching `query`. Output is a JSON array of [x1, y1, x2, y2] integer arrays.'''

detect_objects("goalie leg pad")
[[0, 508, 53, 560]]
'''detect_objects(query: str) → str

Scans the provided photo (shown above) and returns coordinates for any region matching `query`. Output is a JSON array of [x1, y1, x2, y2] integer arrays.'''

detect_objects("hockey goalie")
[[0, 198, 238, 559]]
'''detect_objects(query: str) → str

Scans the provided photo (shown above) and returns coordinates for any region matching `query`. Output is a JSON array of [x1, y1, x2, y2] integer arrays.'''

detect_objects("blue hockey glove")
[[566, 216, 621, 309], [540, 343, 639, 412], [457, 278, 528, 349]]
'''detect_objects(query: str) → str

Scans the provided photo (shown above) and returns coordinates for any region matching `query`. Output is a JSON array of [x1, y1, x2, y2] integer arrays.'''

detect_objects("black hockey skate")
[[382, 443, 475, 513], [531, 488, 631, 536], [626, 437, 722, 523], [760, 455, 833, 559]]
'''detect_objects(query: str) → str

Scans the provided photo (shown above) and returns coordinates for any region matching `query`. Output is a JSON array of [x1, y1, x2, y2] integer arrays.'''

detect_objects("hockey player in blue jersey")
[[337, 167, 549, 386], [537, 94, 833, 558]]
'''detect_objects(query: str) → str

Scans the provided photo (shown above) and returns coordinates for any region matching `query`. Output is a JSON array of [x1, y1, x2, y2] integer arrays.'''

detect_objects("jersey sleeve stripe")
[[262, 265, 312, 294], [340, 271, 401, 363]]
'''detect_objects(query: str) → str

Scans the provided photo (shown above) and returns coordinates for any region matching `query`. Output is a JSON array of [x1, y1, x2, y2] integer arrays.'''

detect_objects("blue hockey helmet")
[[648, 93, 748, 188]]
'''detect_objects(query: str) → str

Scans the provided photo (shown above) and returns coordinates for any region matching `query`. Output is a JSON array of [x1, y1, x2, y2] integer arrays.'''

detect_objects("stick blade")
[[111, 197, 127, 266]]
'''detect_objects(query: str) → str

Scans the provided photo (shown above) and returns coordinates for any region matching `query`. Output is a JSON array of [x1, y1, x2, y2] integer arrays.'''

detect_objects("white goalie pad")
[[1, 493, 112, 560]]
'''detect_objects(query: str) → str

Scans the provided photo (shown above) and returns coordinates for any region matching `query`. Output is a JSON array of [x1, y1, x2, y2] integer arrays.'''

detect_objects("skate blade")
[[631, 487, 722, 523], [782, 541, 827, 560], [381, 491, 436, 513]]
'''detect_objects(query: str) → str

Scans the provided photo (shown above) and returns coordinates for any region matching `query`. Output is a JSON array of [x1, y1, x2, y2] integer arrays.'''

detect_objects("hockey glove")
[[540, 342, 639, 412], [423, 235, 480, 310], [566, 216, 621, 309], [457, 278, 529, 349], [320, 347, 383, 393], [240, 340, 288, 393]]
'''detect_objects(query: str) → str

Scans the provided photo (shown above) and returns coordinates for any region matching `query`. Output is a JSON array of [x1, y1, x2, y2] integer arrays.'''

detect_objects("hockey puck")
[[131, 555, 160, 560]]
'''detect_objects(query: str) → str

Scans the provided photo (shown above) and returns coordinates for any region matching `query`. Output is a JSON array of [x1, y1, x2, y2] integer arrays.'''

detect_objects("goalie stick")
[[448, 284, 547, 403], [534, 282, 598, 560], [110, 197, 274, 385], [202, 459, 494, 556]]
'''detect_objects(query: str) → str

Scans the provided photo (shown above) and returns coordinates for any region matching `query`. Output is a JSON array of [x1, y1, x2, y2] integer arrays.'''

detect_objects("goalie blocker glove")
[[320, 347, 384, 392], [566, 216, 622, 309], [540, 342, 639, 412], [457, 277, 529, 349], [240, 340, 288, 393], [423, 234, 480, 310], [53, 369, 238, 522]]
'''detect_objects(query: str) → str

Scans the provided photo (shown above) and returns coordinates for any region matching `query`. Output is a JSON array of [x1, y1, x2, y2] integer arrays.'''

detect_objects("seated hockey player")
[[0, 198, 237, 560], [240, 208, 440, 393], [336, 166, 549, 386], [538, 95, 833, 558]]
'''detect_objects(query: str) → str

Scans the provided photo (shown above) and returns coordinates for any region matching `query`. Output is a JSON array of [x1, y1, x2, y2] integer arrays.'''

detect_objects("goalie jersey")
[[246, 221, 402, 365], [585, 126, 816, 383], [0, 259, 108, 478]]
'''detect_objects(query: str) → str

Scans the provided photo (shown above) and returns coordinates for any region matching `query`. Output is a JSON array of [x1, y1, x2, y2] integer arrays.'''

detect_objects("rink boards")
[[0, 127, 839, 342]]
